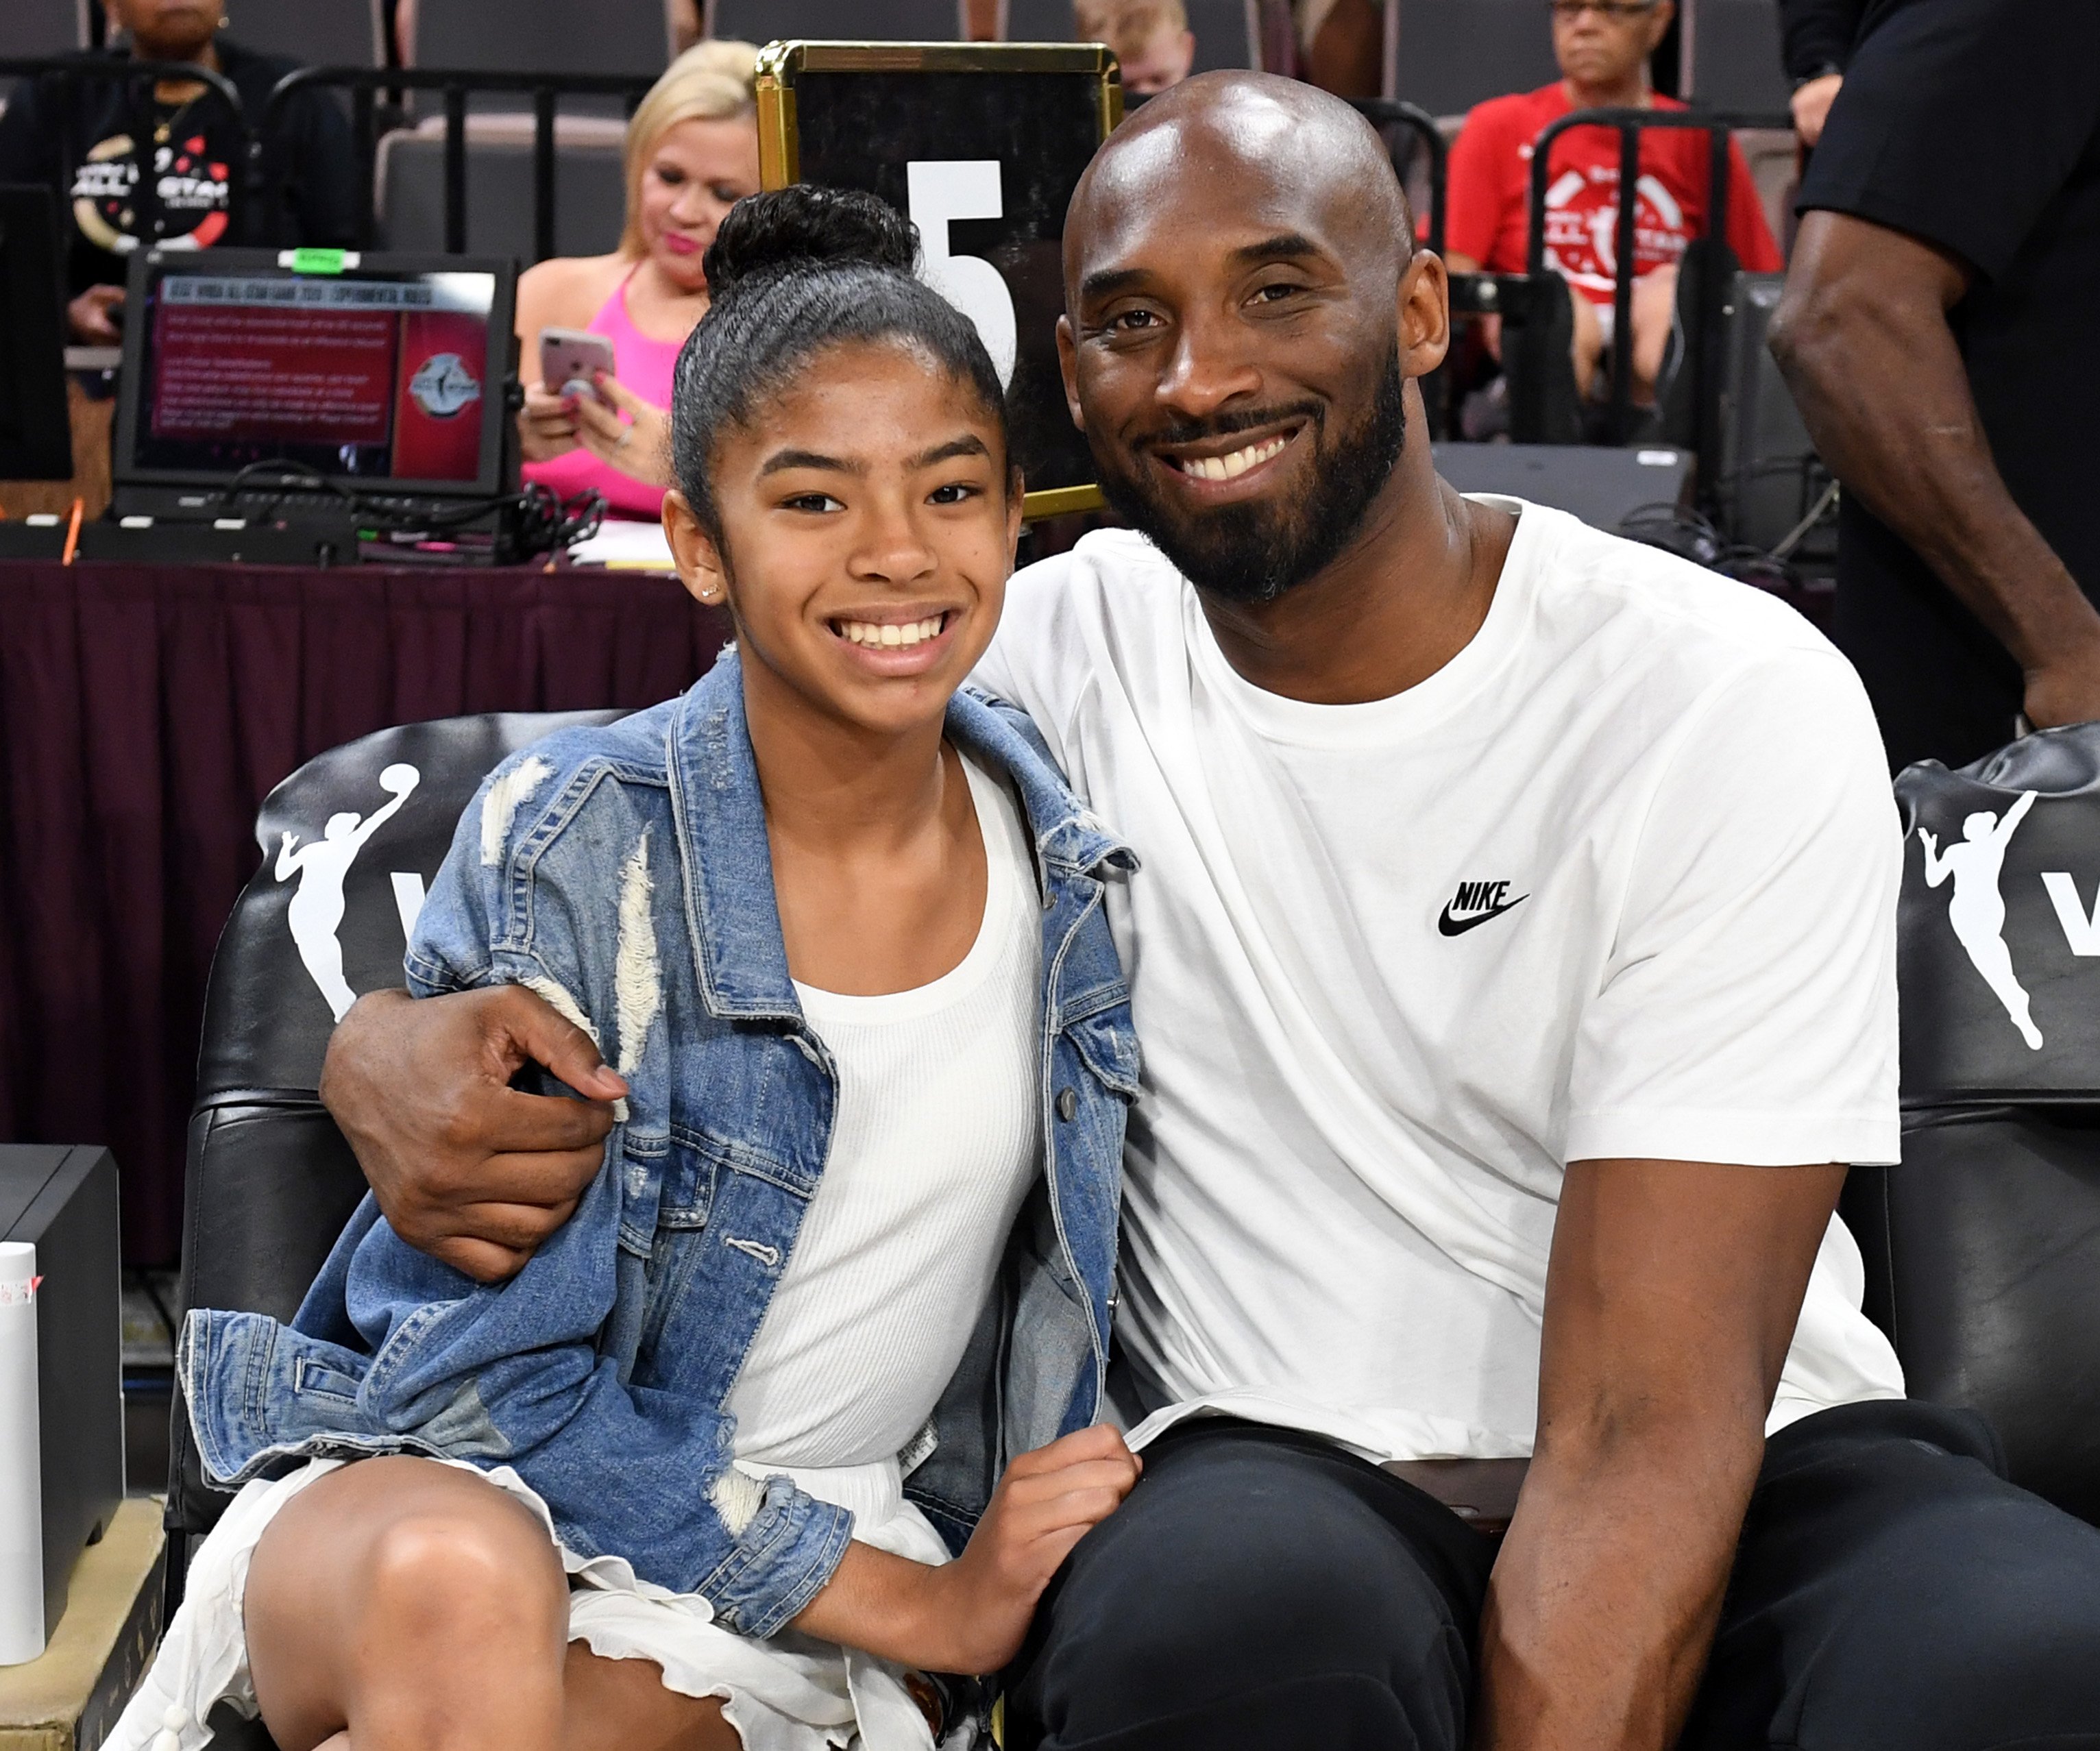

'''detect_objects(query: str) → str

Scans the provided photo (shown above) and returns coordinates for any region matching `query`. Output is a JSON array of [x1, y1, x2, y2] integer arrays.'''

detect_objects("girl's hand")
[[912, 1424, 1141, 1674], [570, 371, 674, 489], [790, 1424, 1143, 1677], [519, 382, 582, 461]]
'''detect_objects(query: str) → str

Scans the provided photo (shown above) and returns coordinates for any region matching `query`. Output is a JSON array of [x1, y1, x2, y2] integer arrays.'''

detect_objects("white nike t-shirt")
[[973, 500, 1905, 1462]]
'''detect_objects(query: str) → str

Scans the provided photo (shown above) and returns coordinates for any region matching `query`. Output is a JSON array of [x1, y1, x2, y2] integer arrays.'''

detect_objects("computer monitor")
[[0, 186, 73, 482], [113, 247, 516, 504]]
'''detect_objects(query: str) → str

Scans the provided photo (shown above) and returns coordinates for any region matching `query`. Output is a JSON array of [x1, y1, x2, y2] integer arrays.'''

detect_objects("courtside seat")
[[406, 0, 669, 119], [10, 0, 89, 56], [705, 0, 967, 40], [1392, 0, 1559, 119], [374, 116, 627, 256], [218, 0, 384, 69], [1843, 724, 2100, 1528], [167, 711, 626, 1601]]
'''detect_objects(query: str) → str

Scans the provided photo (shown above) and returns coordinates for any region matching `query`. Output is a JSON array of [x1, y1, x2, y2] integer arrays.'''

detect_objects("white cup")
[[0, 1240, 46, 1665]]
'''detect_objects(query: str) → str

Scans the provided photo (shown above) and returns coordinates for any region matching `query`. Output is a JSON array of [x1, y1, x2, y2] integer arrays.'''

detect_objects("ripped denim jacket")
[[180, 652, 1140, 1640]]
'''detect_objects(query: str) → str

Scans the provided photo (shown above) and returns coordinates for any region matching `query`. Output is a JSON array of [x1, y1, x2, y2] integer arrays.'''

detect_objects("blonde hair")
[[618, 40, 759, 260], [1073, 0, 1188, 58]]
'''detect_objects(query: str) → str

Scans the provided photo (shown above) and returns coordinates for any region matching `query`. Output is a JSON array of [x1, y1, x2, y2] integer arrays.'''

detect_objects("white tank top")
[[724, 752, 1043, 1497]]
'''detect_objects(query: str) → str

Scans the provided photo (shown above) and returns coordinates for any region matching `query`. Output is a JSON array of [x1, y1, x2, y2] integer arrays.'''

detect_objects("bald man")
[[319, 74, 2100, 1751]]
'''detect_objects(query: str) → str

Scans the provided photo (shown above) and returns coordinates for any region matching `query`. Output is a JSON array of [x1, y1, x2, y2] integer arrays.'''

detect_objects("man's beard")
[[1092, 343, 1408, 605]]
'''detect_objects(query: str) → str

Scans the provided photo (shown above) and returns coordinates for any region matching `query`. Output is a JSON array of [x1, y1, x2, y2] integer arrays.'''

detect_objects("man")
[[1771, 0, 2100, 773], [1444, 0, 1781, 404], [321, 74, 2100, 1751], [0, 0, 357, 343], [1074, 0, 1196, 96]]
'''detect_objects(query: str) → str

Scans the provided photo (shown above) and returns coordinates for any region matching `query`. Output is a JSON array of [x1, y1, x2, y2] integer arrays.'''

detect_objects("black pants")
[[1004, 1401, 2100, 1750]]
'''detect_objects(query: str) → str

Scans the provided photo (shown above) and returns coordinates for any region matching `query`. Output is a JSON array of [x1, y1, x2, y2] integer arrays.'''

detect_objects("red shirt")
[[1443, 84, 1783, 303]]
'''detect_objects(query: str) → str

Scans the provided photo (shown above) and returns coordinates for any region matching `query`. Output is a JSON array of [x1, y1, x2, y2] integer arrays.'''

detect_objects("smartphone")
[[538, 327, 616, 401]]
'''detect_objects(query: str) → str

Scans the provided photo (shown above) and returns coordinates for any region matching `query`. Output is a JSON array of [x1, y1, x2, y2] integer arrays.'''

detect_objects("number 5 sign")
[[907, 159, 1018, 390], [754, 40, 1123, 518]]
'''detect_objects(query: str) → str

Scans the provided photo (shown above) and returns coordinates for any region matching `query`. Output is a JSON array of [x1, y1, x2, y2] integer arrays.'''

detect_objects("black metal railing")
[[0, 58, 657, 264], [1350, 96, 1448, 260], [1526, 106, 1790, 449], [258, 68, 657, 260]]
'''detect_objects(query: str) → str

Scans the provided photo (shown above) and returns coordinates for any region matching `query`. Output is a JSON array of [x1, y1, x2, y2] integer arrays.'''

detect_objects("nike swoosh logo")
[[1437, 894, 1529, 936]]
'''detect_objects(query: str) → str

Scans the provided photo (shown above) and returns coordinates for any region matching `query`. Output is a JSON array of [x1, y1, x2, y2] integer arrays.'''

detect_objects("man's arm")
[[1474, 1156, 1845, 1750], [320, 985, 626, 1282], [1770, 211, 2100, 729]]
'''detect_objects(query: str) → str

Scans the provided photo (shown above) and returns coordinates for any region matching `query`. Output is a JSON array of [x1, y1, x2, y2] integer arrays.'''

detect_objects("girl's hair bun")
[[702, 186, 918, 297]]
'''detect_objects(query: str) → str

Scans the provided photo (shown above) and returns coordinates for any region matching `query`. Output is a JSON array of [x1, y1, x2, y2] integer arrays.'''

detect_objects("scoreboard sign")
[[755, 41, 1122, 519]]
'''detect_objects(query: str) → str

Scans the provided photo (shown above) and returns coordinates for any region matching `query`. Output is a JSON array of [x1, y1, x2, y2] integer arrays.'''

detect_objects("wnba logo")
[[408, 352, 482, 418]]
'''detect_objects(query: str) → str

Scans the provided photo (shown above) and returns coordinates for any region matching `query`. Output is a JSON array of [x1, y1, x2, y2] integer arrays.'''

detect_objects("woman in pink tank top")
[[518, 41, 760, 519]]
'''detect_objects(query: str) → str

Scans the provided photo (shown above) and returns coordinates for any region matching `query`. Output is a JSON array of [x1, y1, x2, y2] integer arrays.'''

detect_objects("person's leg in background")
[[1683, 1399, 2100, 1751], [1002, 1421, 1495, 1751], [1569, 265, 1681, 404], [1629, 262, 1681, 400]]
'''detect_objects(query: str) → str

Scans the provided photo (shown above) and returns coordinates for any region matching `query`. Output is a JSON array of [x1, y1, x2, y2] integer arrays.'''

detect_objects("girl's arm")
[[793, 1425, 1140, 1676]]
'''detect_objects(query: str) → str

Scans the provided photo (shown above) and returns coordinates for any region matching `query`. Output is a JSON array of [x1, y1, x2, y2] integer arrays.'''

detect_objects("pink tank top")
[[522, 269, 687, 520]]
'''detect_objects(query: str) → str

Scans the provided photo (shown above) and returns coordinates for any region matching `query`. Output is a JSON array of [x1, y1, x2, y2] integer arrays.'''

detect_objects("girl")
[[114, 187, 1143, 1751]]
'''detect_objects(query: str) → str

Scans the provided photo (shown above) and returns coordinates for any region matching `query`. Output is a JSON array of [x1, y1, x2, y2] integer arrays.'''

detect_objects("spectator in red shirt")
[[1444, 0, 1783, 404]]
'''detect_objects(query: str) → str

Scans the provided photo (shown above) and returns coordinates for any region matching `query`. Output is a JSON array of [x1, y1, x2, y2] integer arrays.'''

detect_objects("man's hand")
[[319, 986, 628, 1283], [1790, 72, 1842, 147], [1474, 1157, 1845, 1750], [68, 284, 125, 345], [1773, 212, 2100, 732], [792, 1425, 1141, 1676], [2021, 633, 2100, 735]]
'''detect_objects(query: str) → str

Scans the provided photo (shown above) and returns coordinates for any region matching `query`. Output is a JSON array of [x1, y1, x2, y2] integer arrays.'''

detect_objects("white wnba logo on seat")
[[1920, 790, 2042, 1051], [274, 763, 424, 1022]]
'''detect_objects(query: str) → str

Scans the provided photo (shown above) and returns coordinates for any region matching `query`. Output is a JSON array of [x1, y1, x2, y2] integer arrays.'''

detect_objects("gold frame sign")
[[755, 40, 1123, 521]]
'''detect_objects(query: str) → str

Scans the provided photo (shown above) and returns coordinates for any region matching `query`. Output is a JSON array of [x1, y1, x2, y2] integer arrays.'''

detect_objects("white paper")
[[566, 520, 676, 571], [0, 1241, 44, 1665]]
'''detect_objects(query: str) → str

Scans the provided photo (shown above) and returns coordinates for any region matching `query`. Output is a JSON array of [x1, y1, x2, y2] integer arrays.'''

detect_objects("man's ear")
[[1055, 313, 1086, 432], [1398, 249, 1452, 381], [662, 489, 729, 610]]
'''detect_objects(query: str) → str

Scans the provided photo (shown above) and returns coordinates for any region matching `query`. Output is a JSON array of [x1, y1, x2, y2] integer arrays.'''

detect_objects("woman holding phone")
[[517, 40, 760, 518]]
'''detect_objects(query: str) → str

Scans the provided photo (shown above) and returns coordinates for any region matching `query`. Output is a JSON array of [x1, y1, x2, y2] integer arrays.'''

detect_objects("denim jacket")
[[180, 653, 1140, 1640]]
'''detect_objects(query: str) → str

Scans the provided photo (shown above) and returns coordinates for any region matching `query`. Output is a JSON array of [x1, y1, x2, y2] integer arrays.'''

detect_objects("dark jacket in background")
[[1780, 0, 1868, 79], [0, 39, 358, 298]]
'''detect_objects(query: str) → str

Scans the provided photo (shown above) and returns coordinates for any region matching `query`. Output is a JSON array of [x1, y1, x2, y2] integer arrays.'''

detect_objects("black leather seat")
[[167, 709, 626, 1605], [1844, 724, 2100, 1526]]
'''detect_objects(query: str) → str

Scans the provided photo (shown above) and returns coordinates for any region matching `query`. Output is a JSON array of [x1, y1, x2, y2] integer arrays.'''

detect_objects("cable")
[[204, 461, 606, 561], [1772, 477, 1842, 561]]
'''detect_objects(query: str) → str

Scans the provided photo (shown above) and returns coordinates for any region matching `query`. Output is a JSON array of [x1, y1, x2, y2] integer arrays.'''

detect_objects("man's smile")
[[1150, 419, 1310, 498]]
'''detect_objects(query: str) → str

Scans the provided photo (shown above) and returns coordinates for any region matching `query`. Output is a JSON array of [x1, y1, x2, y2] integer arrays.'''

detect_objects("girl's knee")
[[358, 1483, 566, 1639]]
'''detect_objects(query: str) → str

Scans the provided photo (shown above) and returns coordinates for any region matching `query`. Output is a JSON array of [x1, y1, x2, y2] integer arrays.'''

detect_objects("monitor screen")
[[128, 265, 500, 488]]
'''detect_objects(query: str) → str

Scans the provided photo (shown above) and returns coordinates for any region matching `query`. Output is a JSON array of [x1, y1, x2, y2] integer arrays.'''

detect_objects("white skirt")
[[109, 1455, 973, 1751]]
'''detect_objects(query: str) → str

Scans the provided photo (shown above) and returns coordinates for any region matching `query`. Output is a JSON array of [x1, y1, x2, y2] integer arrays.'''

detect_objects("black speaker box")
[[0, 1146, 125, 1639]]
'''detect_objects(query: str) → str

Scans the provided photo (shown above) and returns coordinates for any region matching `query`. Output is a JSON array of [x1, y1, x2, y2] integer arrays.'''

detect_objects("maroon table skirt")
[[0, 559, 733, 1263]]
